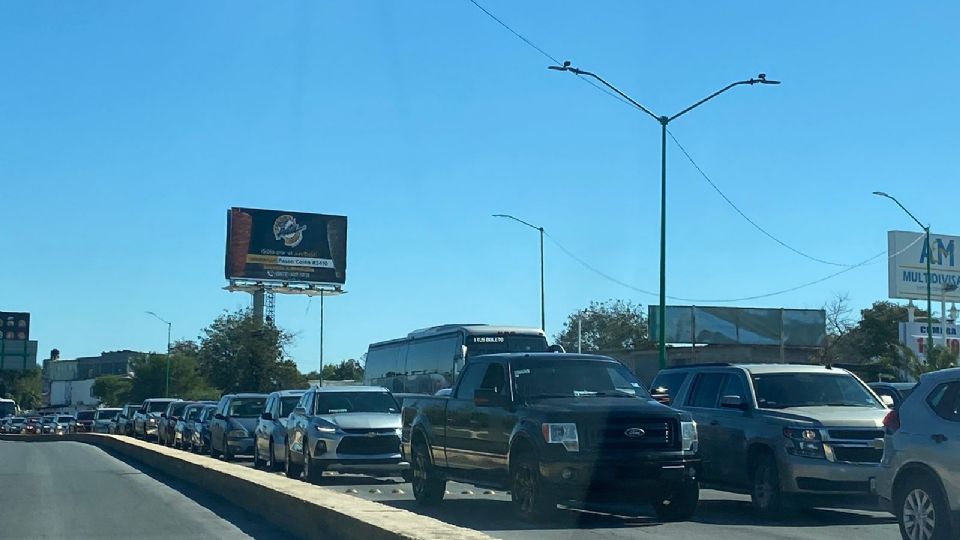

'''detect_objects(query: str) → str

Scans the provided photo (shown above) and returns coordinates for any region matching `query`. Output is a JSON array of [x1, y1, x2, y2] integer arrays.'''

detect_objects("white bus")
[[0, 398, 19, 418], [364, 324, 552, 394]]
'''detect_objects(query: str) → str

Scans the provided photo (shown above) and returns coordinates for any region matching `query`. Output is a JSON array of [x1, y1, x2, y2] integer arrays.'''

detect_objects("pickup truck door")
[[445, 362, 511, 471]]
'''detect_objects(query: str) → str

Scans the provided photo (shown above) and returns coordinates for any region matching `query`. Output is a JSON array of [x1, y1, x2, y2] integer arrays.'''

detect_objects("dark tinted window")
[[312, 392, 399, 415], [752, 373, 882, 409], [455, 363, 486, 399], [227, 397, 266, 417], [650, 371, 688, 400], [479, 364, 507, 394], [366, 343, 406, 381], [720, 373, 748, 401], [76, 411, 96, 421], [466, 335, 548, 356], [512, 359, 648, 399], [279, 396, 303, 418], [406, 336, 458, 375], [927, 382, 960, 421], [688, 373, 725, 408], [146, 400, 174, 413]]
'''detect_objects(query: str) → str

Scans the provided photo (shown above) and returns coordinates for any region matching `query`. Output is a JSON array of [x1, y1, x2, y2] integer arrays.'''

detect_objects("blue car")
[[254, 389, 307, 470], [190, 405, 218, 454]]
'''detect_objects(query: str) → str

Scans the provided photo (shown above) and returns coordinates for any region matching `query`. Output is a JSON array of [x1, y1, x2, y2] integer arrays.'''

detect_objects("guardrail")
[[0, 434, 494, 540]]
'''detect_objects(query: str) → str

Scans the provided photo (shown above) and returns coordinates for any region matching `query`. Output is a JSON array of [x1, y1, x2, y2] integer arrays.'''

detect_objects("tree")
[[92, 375, 132, 406], [323, 359, 364, 381], [197, 309, 305, 393], [128, 352, 219, 402], [0, 369, 42, 410], [821, 300, 927, 365], [885, 345, 957, 380], [555, 300, 649, 353]]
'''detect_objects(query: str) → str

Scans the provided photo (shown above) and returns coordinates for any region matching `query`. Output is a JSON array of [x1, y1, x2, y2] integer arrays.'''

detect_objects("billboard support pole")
[[319, 293, 324, 386], [252, 288, 265, 323], [926, 227, 933, 360]]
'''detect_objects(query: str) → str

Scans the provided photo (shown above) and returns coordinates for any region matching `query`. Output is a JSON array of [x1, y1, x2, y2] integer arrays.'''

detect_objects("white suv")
[[878, 367, 960, 540]]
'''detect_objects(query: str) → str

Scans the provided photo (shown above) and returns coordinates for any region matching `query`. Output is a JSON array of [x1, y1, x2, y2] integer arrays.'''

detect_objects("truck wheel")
[[511, 452, 558, 520], [896, 475, 953, 540], [751, 454, 783, 515], [411, 440, 445, 506], [222, 438, 234, 461], [285, 443, 303, 479], [210, 437, 221, 459], [653, 480, 700, 522], [253, 442, 265, 469]]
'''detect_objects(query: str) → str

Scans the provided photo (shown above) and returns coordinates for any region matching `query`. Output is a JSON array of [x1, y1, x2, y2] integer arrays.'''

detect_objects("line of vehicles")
[[2, 324, 957, 539]]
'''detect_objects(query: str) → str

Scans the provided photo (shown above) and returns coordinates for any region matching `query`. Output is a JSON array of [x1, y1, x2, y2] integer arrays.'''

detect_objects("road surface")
[[0, 440, 284, 540]]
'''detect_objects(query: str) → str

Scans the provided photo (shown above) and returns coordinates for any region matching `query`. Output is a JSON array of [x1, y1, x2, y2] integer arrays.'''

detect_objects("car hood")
[[521, 397, 683, 420], [761, 406, 888, 427], [321, 413, 401, 430], [229, 418, 258, 432]]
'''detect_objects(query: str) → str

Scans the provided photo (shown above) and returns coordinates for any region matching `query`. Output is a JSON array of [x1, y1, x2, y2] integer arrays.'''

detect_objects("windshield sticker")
[[513, 369, 530, 377], [327, 409, 348, 414], [472, 336, 505, 343]]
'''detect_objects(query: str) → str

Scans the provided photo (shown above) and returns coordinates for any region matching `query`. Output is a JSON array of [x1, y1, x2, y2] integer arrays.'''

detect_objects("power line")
[[667, 130, 858, 268], [545, 231, 924, 303]]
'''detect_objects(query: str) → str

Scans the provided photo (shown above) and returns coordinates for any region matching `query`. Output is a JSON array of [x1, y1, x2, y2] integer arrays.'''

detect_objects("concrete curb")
[[0, 434, 495, 540]]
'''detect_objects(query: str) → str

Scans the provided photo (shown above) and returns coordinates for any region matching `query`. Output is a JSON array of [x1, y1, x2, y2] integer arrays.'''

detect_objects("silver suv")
[[651, 363, 889, 514], [877, 367, 960, 540]]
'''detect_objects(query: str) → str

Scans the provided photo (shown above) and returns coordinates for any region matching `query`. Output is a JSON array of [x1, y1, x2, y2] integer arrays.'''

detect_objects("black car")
[[209, 393, 268, 460], [75, 410, 96, 433], [868, 382, 917, 409], [402, 353, 700, 521]]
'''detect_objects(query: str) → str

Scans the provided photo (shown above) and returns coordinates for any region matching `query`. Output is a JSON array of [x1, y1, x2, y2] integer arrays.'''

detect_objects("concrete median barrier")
[[0, 434, 494, 540]]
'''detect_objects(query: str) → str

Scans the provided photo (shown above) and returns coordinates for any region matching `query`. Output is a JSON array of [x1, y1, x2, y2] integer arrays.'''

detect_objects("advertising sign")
[[0, 312, 30, 341], [899, 321, 960, 357], [888, 230, 960, 302], [648, 306, 826, 347], [225, 208, 347, 285]]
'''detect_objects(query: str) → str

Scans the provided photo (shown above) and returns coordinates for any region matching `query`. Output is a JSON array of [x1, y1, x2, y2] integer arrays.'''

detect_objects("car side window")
[[302, 392, 314, 415], [927, 382, 960, 421], [687, 373, 725, 408], [454, 363, 485, 399], [479, 363, 507, 394], [720, 372, 748, 401], [650, 372, 688, 400]]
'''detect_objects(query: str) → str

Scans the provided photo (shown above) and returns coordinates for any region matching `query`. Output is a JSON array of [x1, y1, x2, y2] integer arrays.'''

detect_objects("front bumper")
[[226, 437, 255, 455], [539, 456, 700, 500], [780, 449, 880, 495]]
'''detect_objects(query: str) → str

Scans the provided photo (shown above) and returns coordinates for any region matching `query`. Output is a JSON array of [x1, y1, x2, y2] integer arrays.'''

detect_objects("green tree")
[[128, 351, 219, 402], [885, 344, 957, 380], [0, 369, 42, 410], [321, 359, 364, 381], [91, 375, 133, 406], [197, 309, 305, 393], [821, 299, 927, 365], [554, 300, 649, 352]]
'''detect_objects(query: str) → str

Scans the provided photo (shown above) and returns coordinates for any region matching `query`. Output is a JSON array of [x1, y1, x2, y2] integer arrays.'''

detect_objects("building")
[[42, 349, 142, 408]]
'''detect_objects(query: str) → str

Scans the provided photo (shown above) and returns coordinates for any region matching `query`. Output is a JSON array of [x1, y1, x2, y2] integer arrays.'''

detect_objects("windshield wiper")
[[822, 402, 871, 407]]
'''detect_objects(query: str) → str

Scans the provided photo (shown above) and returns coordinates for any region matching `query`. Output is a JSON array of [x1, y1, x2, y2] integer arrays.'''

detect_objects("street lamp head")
[[755, 73, 781, 85], [548, 60, 573, 71], [872, 191, 891, 198]]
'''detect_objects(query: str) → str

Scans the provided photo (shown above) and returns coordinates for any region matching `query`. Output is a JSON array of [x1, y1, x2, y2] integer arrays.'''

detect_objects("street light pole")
[[145, 311, 172, 396], [873, 191, 934, 360], [493, 214, 546, 332], [549, 62, 779, 369]]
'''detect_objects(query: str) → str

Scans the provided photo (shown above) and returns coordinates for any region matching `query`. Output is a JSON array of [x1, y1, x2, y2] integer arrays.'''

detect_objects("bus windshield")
[[465, 335, 549, 357], [0, 400, 16, 417]]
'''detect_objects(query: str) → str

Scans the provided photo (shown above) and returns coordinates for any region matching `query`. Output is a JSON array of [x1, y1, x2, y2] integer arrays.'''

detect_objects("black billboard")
[[0, 312, 30, 341], [225, 208, 347, 285]]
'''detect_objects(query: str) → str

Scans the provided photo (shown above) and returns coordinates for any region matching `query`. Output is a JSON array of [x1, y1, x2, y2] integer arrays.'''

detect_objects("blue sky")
[[2, 1, 958, 373]]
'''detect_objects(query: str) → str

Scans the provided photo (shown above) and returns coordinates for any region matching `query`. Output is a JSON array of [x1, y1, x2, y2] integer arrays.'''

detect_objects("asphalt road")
[[0, 440, 285, 540], [231, 456, 903, 540]]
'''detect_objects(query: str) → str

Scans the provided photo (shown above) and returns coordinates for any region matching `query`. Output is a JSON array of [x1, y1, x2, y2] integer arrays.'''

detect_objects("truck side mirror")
[[293, 407, 306, 416], [720, 395, 747, 410], [261, 412, 273, 421]]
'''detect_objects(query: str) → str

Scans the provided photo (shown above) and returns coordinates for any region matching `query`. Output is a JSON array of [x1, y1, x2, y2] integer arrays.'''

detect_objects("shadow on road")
[[694, 499, 897, 528], [103, 450, 288, 540]]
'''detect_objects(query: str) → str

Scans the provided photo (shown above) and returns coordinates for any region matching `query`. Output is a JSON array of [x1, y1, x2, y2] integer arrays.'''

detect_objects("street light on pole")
[[548, 61, 779, 369], [873, 191, 934, 360], [145, 311, 172, 396], [493, 214, 546, 332]]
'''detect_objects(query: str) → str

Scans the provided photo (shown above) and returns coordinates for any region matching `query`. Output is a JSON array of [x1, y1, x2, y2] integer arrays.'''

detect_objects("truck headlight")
[[148, 418, 157, 424], [542, 423, 579, 452], [227, 429, 247, 438], [681, 420, 698, 453], [783, 427, 825, 459]]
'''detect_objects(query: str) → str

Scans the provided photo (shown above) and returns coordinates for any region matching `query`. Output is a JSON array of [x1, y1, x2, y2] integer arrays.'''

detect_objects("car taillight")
[[883, 409, 900, 433]]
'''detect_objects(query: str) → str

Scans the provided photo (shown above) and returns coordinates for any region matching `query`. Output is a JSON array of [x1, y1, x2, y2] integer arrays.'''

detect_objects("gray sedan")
[[253, 389, 306, 470]]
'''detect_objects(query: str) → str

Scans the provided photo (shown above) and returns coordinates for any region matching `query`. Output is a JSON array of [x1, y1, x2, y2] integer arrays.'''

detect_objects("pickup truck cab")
[[402, 353, 700, 521]]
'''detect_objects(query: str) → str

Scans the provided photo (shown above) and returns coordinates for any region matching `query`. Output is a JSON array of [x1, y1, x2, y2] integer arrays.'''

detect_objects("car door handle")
[[932, 434, 948, 444]]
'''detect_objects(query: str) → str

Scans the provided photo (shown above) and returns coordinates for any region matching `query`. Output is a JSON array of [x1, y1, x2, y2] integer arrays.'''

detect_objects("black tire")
[[222, 437, 234, 461], [303, 443, 323, 483], [268, 439, 279, 471], [411, 440, 445, 506], [253, 442, 263, 469], [896, 475, 954, 540], [285, 444, 303, 479], [653, 481, 700, 522], [209, 436, 221, 459], [511, 451, 558, 520], [751, 453, 784, 515]]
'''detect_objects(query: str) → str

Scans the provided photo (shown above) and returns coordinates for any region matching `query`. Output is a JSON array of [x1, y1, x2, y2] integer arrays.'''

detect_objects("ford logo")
[[624, 428, 646, 438]]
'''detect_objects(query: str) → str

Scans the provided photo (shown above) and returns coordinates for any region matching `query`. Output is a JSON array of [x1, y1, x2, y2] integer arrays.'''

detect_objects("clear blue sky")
[[2, 2, 958, 372]]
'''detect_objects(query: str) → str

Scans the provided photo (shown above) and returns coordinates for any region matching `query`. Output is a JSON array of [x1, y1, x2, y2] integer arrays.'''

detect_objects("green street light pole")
[[549, 62, 779, 368], [873, 191, 934, 360], [146, 311, 172, 396], [493, 214, 546, 332]]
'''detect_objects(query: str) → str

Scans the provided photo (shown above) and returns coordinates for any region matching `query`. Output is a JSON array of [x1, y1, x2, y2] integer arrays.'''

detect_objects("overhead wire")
[[466, 0, 897, 301]]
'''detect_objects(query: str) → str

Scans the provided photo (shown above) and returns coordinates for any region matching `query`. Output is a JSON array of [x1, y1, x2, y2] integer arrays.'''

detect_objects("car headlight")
[[542, 423, 579, 452], [148, 418, 157, 424], [227, 429, 247, 438], [681, 420, 698, 453], [783, 427, 825, 459], [314, 425, 337, 434]]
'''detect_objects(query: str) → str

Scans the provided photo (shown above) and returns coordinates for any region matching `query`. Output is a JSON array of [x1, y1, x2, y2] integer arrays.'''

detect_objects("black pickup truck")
[[401, 353, 700, 521]]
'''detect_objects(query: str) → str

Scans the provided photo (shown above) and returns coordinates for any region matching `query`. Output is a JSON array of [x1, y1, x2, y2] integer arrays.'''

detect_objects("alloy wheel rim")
[[515, 465, 535, 512], [903, 488, 936, 540], [754, 467, 772, 507], [412, 450, 427, 495]]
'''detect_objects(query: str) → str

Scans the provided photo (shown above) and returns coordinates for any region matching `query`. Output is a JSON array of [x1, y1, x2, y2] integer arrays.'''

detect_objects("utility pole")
[[145, 311, 172, 396], [493, 214, 547, 332]]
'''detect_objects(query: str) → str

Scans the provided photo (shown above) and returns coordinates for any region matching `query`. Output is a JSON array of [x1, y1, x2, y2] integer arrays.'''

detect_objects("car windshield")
[[512, 360, 649, 400], [76, 411, 96, 421], [228, 398, 266, 417], [146, 401, 174, 413], [279, 396, 303, 418], [169, 403, 188, 416], [313, 392, 399, 415], [753, 373, 883, 409], [96, 410, 120, 420]]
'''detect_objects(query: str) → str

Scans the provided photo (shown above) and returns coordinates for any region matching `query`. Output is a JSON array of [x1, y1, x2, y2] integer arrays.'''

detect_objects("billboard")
[[648, 306, 826, 347], [0, 312, 30, 341], [225, 208, 347, 285], [899, 321, 960, 357], [888, 230, 960, 302]]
